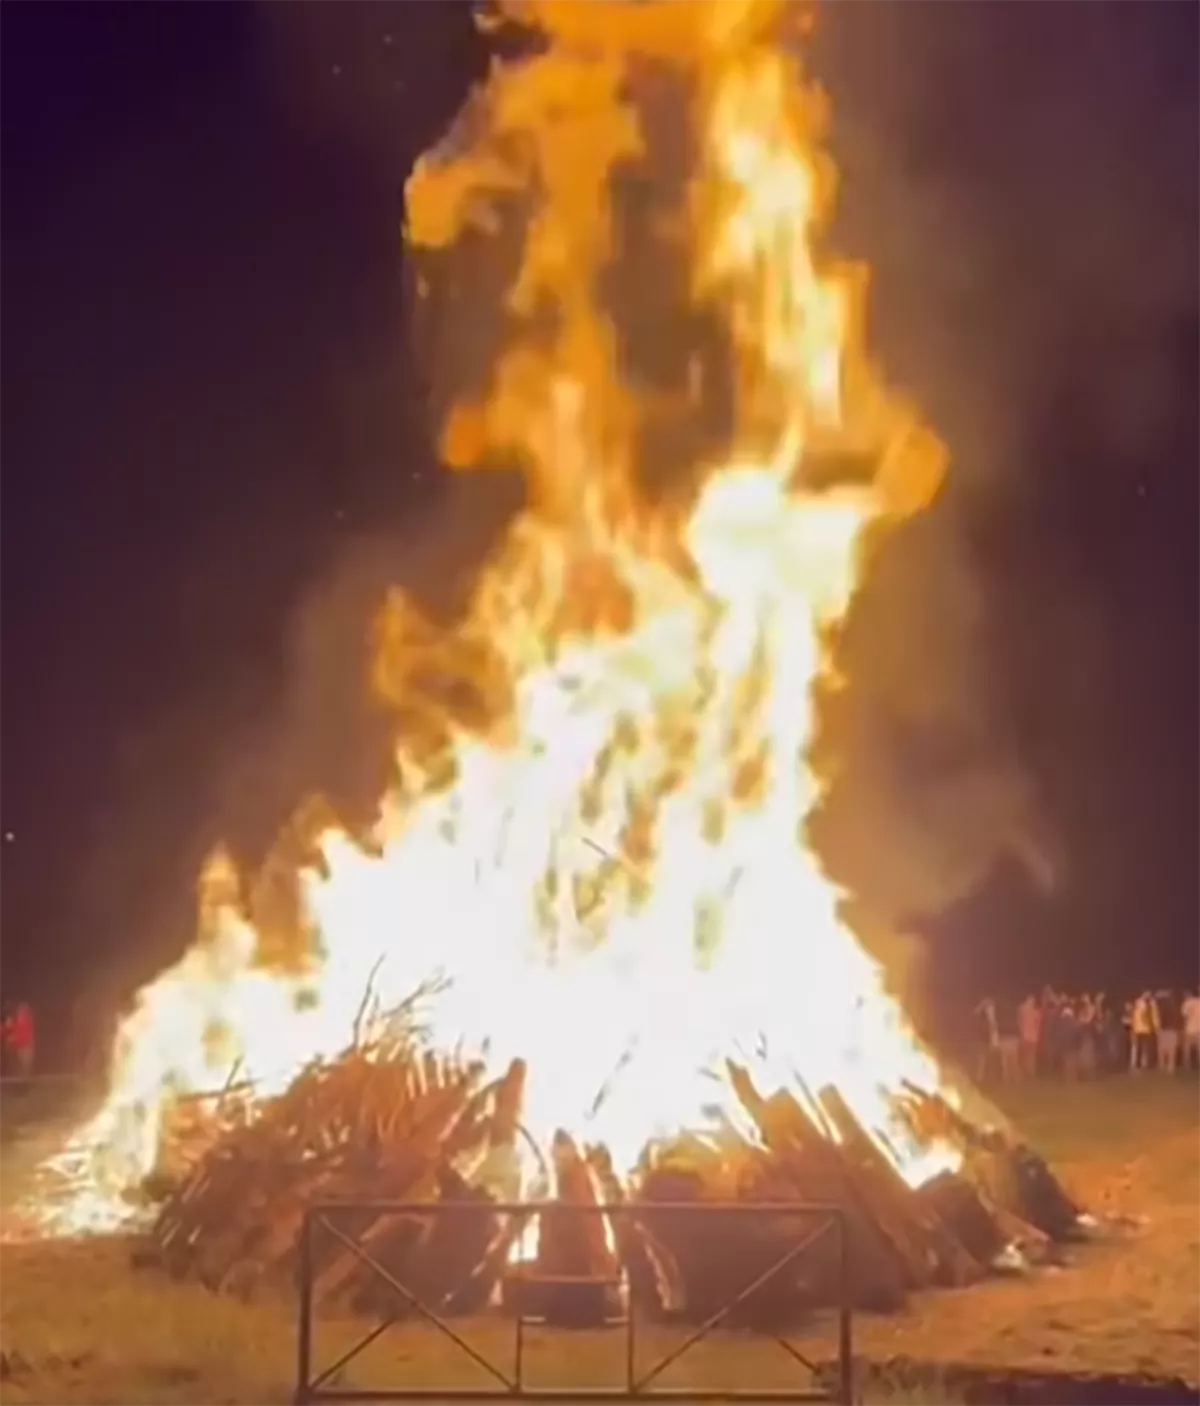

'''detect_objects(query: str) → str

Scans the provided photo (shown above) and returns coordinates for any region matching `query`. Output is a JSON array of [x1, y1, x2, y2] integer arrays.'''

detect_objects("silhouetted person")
[[1130, 991, 1157, 1073], [1157, 990, 1182, 1072], [994, 998, 1020, 1084], [1182, 989, 1200, 1071], [6, 1000, 35, 1078], [974, 997, 998, 1083], [1017, 994, 1041, 1080]]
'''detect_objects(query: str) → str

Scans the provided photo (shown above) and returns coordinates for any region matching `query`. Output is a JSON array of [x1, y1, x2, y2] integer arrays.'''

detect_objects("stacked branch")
[[625, 1067, 1079, 1322], [146, 1002, 515, 1302]]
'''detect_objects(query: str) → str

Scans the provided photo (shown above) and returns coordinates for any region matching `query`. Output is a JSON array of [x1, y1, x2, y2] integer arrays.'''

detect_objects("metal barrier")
[[296, 1200, 852, 1405]]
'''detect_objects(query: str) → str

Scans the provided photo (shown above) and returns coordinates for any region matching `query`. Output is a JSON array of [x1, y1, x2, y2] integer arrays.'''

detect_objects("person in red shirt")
[[7, 1000, 35, 1078]]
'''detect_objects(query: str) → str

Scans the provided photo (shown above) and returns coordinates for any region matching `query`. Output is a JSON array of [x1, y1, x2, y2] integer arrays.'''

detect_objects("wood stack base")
[[138, 1041, 1084, 1329]]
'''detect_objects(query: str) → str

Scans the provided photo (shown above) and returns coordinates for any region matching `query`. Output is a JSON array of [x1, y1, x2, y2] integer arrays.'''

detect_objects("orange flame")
[[19, 0, 957, 1238]]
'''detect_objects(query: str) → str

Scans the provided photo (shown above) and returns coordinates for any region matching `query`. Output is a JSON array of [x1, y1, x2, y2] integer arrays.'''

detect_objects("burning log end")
[[538, 1130, 620, 1281], [489, 1058, 527, 1147]]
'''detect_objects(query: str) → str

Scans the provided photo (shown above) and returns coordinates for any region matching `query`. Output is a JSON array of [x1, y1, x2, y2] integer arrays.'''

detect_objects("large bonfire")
[[18, 0, 1079, 1322]]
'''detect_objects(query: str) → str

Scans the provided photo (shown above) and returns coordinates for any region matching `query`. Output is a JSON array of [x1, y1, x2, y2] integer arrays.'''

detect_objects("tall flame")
[[22, 0, 958, 1237]]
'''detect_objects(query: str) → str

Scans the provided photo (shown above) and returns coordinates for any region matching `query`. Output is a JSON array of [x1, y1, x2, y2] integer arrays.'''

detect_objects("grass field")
[[0, 1077, 1196, 1404]]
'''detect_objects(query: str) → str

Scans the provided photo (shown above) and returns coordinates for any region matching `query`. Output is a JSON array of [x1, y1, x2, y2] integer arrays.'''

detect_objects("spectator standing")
[[1097, 994, 1122, 1075], [1130, 991, 1158, 1072], [974, 998, 998, 1083], [1076, 993, 1098, 1079], [1017, 994, 1041, 1080], [994, 997, 1021, 1084], [1059, 999, 1081, 1081], [8, 1000, 35, 1078], [1182, 989, 1200, 1071], [1157, 990, 1182, 1072], [1040, 991, 1063, 1078]]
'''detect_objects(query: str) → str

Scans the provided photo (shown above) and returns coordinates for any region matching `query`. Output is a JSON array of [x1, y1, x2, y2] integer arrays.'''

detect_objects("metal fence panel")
[[295, 1200, 852, 1406]]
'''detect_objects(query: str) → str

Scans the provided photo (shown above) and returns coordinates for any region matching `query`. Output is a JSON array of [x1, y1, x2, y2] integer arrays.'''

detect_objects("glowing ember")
[[19, 0, 962, 1239]]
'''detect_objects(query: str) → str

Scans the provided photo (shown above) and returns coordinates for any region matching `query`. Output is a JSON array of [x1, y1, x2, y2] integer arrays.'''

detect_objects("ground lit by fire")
[[18, 0, 965, 1239]]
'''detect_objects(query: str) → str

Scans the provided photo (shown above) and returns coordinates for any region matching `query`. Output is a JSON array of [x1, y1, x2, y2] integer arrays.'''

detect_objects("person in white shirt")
[[1182, 989, 1200, 1071]]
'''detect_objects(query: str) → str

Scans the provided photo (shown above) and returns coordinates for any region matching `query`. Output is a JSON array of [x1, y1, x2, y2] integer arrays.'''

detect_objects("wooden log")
[[192, 1142, 346, 1292], [489, 1058, 527, 1148], [898, 1083, 1084, 1240], [588, 1144, 682, 1318], [438, 1068, 545, 1313], [156, 1057, 483, 1293], [312, 1068, 486, 1307], [635, 1132, 824, 1328], [218, 1172, 340, 1298], [817, 1086, 985, 1289], [962, 1140, 1083, 1241], [497, 1131, 625, 1328], [354, 1166, 500, 1318], [914, 1171, 1008, 1269], [443, 1210, 526, 1315], [143, 1043, 498, 1302], [988, 1201, 1054, 1264], [727, 1069, 911, 1308], [744, 1074, 932, 1303], [537, 1131, 619, 1279]]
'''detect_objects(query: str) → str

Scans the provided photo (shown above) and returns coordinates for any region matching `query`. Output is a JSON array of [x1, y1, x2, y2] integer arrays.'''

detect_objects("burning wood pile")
[[140, 1017, 1083, 1328], [28, 1, 1087, 1339]]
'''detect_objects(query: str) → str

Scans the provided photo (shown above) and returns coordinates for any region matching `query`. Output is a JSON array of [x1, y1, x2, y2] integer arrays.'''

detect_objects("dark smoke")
[[810, 3, 1199, 488], [806, 3, 1198, 987], [212, 474, 521, 858]]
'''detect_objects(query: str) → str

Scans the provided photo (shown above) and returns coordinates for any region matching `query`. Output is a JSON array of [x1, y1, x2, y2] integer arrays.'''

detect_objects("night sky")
[[2, 2, 1197, 1065]]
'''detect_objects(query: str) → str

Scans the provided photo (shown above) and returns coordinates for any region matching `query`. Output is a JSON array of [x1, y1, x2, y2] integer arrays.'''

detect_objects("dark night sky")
[[2, 2, 1197, 1060]]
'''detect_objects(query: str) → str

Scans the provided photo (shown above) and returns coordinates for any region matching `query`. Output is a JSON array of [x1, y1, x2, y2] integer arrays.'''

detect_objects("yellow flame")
[[18, 0, 960, 1239]]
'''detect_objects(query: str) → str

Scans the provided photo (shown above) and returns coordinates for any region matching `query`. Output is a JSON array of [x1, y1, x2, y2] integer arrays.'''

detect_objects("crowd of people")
[[0, 1000, 37, 1078], [974, 987, 1200, 1083]]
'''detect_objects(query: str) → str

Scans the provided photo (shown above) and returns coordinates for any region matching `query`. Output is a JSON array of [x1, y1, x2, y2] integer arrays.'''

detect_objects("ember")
[[16, 0, 1084, 1326]]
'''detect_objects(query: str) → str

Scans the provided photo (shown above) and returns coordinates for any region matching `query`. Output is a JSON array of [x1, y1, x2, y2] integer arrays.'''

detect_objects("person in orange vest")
[[8, 1000, 35, 1078], [1129, 990, 1158, 1073]]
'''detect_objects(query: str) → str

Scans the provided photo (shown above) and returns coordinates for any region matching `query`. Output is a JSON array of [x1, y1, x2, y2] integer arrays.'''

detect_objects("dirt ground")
[[0, 1078, 1196, 1404], [794, 1079, 1200, 1385]]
